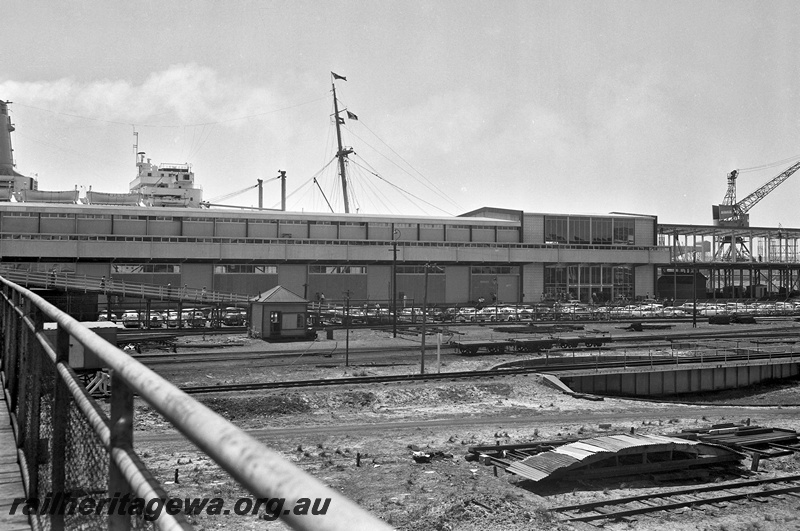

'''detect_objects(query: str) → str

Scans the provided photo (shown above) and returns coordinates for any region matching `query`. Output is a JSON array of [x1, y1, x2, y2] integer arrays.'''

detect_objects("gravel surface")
[[132, 323, 800, 530]]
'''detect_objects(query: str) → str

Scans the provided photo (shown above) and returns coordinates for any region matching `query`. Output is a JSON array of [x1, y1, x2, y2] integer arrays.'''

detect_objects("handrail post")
[[51, 325, 71, 531], [23, 304, 43, 501], [15, 298, 36, 442], [109, 371, 134, 531], [6, 289, 20, 409]]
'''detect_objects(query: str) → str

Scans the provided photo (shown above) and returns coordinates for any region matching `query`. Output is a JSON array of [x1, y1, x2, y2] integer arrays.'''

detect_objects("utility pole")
[[331, 80, 352, 213], [693, 252, 698, 328], [344, 290, 351, 366], [392, 229, 400, 338], [420, 263, 433, 374]]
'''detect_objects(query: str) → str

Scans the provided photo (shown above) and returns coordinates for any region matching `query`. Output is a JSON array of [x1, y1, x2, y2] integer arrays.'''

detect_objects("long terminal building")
[[2, 99, 800, 306]]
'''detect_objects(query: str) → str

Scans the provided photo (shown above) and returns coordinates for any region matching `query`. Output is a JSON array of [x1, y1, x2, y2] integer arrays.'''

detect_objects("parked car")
[[222, 307, 246, 326], [121, 311, 141, 328]]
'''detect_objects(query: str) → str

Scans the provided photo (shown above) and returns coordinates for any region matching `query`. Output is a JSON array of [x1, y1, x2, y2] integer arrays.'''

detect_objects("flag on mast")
[[331, 72, 347, 81], [346, 111, 358, 120]]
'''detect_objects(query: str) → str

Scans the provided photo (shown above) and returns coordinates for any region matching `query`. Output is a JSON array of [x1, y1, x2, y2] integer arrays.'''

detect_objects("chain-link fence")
[[0, 276, 392, 531]]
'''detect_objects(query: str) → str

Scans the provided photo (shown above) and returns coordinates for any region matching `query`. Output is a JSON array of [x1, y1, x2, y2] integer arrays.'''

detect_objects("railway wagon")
[[450, 337, 557, 355], [509, 338, 556, 353], [556, 335, 609, 348], [451, 334, 611, 355], [450, 339, 513, 355]]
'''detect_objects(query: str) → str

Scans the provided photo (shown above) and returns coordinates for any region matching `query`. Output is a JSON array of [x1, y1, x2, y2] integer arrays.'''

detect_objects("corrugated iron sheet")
[[502, 434, 737, 483]]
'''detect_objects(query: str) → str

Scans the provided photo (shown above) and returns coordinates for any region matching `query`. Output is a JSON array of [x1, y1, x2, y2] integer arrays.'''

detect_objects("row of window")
[[544, 216, 635, 245], [5, 212, 517, 232], [471, 266, 516, 275], [396, 265, 445, 274], [112, 264, 181, 274], [544, 264, 635, 302], [309, 266, 367, 274], [214, 265, 278, 274]]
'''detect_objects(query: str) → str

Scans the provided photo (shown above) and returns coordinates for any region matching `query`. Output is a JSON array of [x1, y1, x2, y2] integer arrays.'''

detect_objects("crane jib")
[[713, 160, 800, 226]]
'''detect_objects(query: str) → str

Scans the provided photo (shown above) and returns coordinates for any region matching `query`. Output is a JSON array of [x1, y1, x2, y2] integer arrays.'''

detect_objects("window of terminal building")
[[471, 266, 515, 275], [309, 265, 367, 274], [591, 218, 612, 244], [569, 217, 590, 244], [394, 223, 417, 230], [544, 216, 568, 243], [11, 262, 76, 273], [112, 264, 181, 274], [613, 219, 635, 245], [397, 265, 445, 274], [214, 264, 277, 274], [543, 264, 633, 303]]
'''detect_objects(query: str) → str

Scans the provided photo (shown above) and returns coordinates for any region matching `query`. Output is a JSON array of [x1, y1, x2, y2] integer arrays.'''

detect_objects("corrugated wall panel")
[[367, 265, 391, 301], [523, 214, 544, 244], [635, 265, 655, 298], [277, 264, 308, 297], [634, 218, 655, 245], [445, 266, 470, 305], [523, 263, 543, 303]]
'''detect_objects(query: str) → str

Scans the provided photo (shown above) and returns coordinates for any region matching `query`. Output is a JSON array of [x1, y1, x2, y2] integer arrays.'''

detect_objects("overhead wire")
[[738, 154, 800, 174], [342, 124, 462, 212], [352, 119, 463, 211], [349, 156, 455, 216], [332, 93, 461, 214]]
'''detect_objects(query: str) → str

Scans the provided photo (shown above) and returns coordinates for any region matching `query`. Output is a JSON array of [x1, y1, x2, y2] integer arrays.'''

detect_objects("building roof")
[[251, 285, 307, 304]]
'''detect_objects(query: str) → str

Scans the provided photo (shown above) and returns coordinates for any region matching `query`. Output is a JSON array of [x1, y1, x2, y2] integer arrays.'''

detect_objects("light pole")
[[392, 229, 400, 338], [344, 290, 351, 366], [420, 262, 434, 374], [693, 252, 698, 328]]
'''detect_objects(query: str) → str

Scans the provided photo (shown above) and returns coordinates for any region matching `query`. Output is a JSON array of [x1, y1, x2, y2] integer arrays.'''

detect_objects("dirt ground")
[[133, 323, 800, 530]]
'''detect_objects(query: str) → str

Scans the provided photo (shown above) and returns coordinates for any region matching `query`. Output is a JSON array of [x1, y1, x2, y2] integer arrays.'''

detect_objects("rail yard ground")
[[133, 321, 800, 530]]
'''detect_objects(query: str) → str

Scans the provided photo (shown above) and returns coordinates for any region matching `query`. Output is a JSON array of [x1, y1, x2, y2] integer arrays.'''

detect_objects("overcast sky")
[[3, 1, 800, 226]]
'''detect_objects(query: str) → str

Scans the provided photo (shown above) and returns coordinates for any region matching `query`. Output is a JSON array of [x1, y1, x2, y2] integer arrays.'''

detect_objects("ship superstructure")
[[0, 101, 37, 201], [129, 152, 203, 207]]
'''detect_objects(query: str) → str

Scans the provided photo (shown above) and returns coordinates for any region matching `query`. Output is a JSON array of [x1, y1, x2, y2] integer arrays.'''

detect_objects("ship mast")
[[331, 74, 352, 213]]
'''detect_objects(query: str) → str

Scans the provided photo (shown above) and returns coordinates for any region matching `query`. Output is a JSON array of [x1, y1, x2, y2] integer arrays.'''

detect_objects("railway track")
[[175, 349, 800, 394], [549, 473, 800, 525], [131, 327, 800, 367]]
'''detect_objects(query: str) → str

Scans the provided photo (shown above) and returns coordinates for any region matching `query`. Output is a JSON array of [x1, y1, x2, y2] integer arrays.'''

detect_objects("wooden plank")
[[0, 396, 30, 531]]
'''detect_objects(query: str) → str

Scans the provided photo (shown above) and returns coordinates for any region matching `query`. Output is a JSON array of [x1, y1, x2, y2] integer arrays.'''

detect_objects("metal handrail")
[[0, 266, 250, 304], [0, 275, 392, 531]]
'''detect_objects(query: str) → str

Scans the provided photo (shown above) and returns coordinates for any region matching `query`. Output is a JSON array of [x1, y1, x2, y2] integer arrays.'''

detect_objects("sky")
[[3, 0, 800, 226]]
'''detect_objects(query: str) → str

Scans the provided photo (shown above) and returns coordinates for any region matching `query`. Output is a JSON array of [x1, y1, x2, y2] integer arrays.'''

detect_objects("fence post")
[[17, 302, 43, 503], [6, 289, 20, 410], [51, 325, 71, 531], [109, 371, 134, 531]]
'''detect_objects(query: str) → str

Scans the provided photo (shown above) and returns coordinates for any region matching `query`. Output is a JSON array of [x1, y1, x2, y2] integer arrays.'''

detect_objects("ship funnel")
[[0, 100, 19, 176]]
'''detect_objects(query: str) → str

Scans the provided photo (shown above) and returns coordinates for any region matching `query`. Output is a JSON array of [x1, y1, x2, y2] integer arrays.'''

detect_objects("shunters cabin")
[[249, 286, 312, 341]]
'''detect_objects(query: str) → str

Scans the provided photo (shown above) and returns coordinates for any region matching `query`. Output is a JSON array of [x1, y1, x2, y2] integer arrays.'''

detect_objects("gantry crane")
[[711, 160, 800, 261]]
